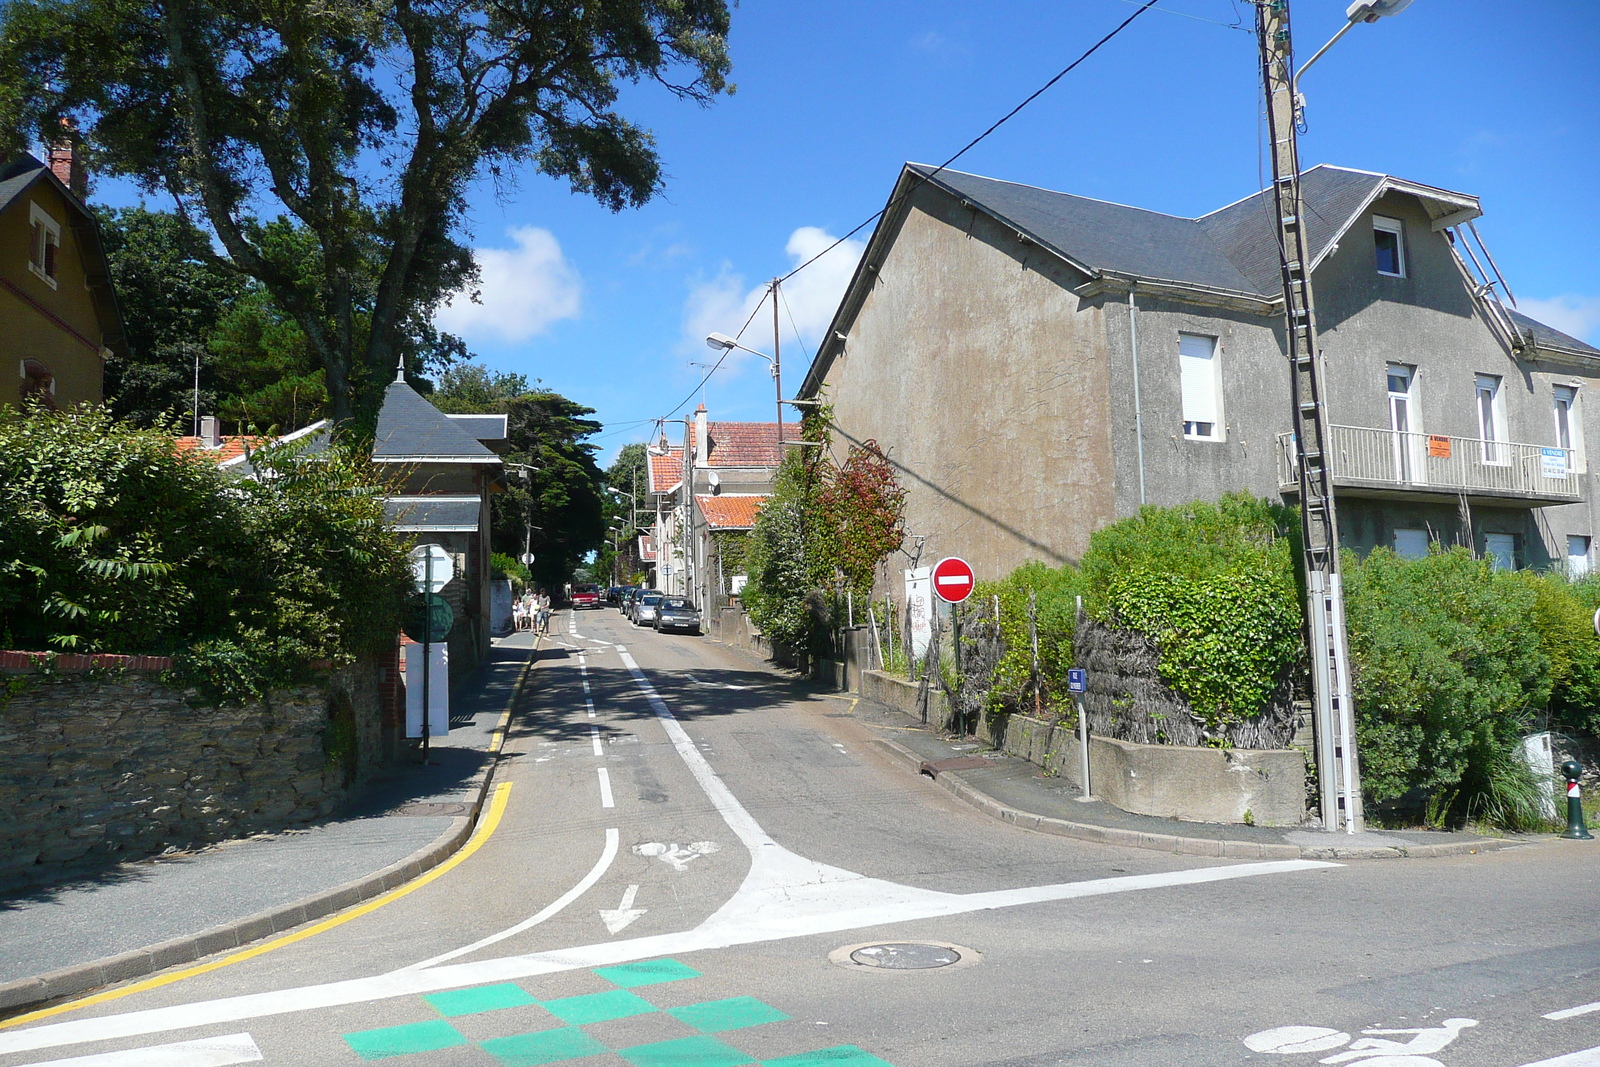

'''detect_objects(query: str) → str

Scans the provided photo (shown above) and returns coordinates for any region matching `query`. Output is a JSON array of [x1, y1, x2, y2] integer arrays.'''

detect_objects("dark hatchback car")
[[653, 597, 700, 635], [619, 586, 641, 614]]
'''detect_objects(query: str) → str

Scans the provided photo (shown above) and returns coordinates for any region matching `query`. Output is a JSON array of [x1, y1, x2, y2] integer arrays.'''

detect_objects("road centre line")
[[590, 725, 604, 757], [0, 644, 1340, 1057], [399, 829, 621, 972], [597, 767, 615, 808], [1547, 1003, 1600, 1021]]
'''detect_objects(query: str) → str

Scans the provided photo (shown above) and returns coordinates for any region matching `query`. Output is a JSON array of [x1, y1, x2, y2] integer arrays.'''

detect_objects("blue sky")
[[100, 1, 1600, 463]]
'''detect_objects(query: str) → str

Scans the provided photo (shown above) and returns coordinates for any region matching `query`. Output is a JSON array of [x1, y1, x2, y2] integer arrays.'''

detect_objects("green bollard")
[[1560, 760, 1592, 841]]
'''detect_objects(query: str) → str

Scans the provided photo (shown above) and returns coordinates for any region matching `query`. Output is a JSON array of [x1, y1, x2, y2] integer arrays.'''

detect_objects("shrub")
[[970, 561, 1083, 718]]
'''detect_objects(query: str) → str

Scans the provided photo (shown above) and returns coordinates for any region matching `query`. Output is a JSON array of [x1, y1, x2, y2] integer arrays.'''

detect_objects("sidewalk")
[[0, 632, 538, 1015], [845, 690, 1525, 860]]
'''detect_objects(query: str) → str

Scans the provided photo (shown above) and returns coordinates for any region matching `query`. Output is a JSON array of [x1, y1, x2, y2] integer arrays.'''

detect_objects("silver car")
[[633, 592, 664, 626]]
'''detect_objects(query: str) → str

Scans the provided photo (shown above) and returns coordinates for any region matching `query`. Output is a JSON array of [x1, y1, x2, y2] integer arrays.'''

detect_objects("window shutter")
[[1179, 334, 1218, 425]]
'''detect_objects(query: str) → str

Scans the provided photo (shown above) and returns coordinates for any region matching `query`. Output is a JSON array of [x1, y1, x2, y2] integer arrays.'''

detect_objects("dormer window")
[[28, 202, 61, 288], [1373, 215, 1405, 278]]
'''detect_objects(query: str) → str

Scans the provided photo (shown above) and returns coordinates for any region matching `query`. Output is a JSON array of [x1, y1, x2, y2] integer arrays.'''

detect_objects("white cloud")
[[679, 226, 865, 369], [1518, 295, 1600, 345], [435, 226, 581, 343]]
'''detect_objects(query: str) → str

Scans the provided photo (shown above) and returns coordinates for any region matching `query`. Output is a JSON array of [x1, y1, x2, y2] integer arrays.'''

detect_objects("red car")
[[570, 583, 603, 610]]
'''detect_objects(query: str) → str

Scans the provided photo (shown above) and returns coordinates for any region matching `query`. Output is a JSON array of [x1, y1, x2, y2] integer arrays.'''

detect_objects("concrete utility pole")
[[771, 279, 784, 447], [1256, 0, 1363, 833]]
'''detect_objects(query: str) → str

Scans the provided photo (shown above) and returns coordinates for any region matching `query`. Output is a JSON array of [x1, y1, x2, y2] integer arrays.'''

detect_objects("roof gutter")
[[1079, 272, 1279, 315]]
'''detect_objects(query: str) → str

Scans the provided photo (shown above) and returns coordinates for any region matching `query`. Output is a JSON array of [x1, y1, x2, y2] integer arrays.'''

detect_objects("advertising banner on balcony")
[[1542, 447, 1568, 479], [1427, 434, 1451, 458]]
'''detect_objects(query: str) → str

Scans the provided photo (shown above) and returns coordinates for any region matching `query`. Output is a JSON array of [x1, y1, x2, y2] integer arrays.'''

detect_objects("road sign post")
[[1067, 667, 1092, 801], [932, 558, 975, 733], [407, 544, 456, 765]]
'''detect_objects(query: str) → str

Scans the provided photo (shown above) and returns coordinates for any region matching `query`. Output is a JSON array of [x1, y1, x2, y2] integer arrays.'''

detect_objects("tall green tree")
[[0, 0, 732, 423]]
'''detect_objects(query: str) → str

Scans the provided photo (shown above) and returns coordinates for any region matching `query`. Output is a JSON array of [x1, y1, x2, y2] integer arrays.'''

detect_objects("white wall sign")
[[905, 567, 933, 660], [404, 643, 449, 738]]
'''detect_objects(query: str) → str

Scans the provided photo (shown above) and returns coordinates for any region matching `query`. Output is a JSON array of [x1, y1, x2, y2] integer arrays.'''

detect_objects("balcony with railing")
[[1276, 425, 1582, 505]]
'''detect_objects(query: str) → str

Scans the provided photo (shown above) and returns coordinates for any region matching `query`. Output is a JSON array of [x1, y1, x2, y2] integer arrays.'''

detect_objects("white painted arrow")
[[599, 884, 646, 934]]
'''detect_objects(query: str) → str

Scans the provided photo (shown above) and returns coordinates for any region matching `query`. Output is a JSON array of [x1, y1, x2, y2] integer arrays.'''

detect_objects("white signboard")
[[404, 643, 449, 738], [729, 574, 748, 595], [905, 567, 933, 660], [1542, 447, 1569, 479], [409, 543, 455, 593]]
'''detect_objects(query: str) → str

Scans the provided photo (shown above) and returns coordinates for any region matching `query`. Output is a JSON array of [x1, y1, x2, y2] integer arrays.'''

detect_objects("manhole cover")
[[831, 940, 978, 971], [394, 802, 469, 817]]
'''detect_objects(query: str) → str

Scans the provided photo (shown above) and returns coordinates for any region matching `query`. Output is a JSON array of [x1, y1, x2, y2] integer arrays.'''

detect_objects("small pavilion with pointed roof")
[[373, 359, 507, 670]]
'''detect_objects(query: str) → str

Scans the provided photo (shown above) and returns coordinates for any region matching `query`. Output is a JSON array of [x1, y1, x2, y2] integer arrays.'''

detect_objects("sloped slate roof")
[[695, 494, 768, 530], [444, 413, 508, 444], [382, 495, 481, 532], [1510, 310, 1600, 357], [373, 380, 499, 463], [704, 422, 800, 467]]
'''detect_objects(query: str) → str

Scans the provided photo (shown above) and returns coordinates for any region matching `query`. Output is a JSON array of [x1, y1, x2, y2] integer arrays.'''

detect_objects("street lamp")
[[606, 485, 637, 530], [706, 330, 785, 446], [1293, 0, 1413, 116]]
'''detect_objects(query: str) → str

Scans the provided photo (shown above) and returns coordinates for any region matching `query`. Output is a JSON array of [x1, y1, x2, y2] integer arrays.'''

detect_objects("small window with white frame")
[[1554, 384, 1584, 472], [1373, 215, 1405, 278], [28, 202, 61, 288], [1179, 332, 1223, 441]]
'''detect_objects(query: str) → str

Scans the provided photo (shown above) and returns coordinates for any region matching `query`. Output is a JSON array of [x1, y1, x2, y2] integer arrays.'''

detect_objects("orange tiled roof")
[[648, 447, 683, 493], [638, 533, 657, 561], [175, 435, 264, 463], [704, 422, 801, 468], [695, 494, 768, 530]]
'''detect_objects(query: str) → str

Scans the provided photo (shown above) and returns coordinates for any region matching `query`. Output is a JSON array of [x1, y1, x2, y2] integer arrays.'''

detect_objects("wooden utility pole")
[[1256, 0, 1363, 833]]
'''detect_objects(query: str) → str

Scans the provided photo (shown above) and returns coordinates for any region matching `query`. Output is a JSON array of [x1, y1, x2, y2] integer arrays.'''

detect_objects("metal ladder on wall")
[[1444, 221, 1524, 354], [1257, 0, 1362, 833]]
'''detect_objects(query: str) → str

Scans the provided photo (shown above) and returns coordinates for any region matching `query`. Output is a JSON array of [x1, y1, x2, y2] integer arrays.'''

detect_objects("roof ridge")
[[911, 162, 1204, 224]]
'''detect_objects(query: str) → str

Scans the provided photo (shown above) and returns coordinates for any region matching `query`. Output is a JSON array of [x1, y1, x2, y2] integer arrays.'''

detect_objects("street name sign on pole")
[[931, 557, 975, 604], [406, 543, 454, 763], [1068, 667, 1092, 801]]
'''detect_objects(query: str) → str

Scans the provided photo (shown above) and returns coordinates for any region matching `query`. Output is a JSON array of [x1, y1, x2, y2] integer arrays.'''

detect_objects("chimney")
[[200, 415, 222, 449], [47, 120, 87, 200], [693, 404, 708, 468]]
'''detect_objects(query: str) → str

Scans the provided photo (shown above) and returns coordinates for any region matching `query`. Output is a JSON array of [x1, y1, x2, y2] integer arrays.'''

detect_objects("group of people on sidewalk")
[[512, 589, 551, 635]]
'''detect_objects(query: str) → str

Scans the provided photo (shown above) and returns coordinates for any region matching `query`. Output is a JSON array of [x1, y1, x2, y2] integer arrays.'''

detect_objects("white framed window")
[[28, 202, 61, 288], [1179, 332, 1223, 441], [1568, 535, 1592, 578], [1387, 363, 1424, 484], [1373, 215, 1405, 277], [1484, 532, 1516, 572], [1392, 528, 1429, 560], [1554, 384, 1584, 472], [1476, 373, 1506, 464]]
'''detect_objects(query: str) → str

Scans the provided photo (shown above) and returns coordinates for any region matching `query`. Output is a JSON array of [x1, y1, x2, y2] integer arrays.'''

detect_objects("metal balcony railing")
[[1276, 425, 1582, 501]]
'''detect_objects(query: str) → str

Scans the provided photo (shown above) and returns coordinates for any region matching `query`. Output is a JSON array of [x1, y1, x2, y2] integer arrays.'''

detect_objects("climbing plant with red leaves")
[[815, 438, 907, 600]]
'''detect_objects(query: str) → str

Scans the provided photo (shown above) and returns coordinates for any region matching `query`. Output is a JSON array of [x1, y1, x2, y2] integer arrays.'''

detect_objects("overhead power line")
[[643, 0, 1163, 432]]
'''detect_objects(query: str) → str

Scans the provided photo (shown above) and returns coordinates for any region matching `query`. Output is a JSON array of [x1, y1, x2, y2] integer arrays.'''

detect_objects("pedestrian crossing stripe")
[[341, 958, 894, 1064]]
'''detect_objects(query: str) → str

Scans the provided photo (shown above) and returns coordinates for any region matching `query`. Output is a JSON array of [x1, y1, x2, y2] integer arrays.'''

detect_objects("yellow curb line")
[[1, 781, 516, 1030]]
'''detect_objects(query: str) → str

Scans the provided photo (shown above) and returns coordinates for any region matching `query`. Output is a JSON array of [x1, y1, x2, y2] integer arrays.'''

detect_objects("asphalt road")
[[3, 609, 1599, 1067]]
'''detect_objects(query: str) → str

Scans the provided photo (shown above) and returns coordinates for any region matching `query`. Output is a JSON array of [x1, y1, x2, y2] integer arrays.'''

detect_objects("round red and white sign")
[[931, 556, 976, 604]]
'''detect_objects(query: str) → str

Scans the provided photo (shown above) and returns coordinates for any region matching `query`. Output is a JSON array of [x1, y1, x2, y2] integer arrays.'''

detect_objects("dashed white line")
[[586, 700, 596, 720], [1518, 1046, 1600, 1067], [23, 1032, 264, 1066], [597, 767, 614, 808], [590, 726, 604, 757], [1546, 1003, 1600, 1021]]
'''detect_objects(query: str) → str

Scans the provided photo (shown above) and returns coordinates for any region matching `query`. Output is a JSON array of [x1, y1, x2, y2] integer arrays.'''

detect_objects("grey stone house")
[[798, 163, 1600, 583]]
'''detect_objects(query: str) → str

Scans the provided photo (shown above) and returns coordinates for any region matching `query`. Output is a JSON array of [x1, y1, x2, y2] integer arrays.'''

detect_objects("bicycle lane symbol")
[[1244, 1018, 1479, 1067]]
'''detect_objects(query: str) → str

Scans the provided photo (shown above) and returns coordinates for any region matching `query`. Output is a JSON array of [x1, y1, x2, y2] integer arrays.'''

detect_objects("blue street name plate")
[[1067, 668, 1087, 694]]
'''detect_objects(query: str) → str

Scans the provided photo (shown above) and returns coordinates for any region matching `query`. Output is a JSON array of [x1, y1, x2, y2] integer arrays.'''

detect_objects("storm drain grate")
[[393, 802, 470, 817]]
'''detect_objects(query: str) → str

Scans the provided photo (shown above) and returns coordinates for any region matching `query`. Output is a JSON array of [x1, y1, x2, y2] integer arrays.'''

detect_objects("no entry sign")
[[932, 556, 976, 604]]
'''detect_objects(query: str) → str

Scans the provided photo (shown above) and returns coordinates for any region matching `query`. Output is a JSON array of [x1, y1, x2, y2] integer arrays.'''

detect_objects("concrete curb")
[[871, 737, 1521, 862], [0, 640, 541, 1017]]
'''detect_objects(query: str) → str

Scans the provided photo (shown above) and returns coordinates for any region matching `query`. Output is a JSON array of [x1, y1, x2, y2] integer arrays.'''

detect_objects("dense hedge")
[[965, 494, 1600, 828], [0, 406, 414, 702]]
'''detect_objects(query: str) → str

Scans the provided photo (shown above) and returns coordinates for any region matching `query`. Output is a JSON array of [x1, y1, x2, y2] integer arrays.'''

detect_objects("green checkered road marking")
[[480, 1026, 609, 1066], [668, 996, 789, 1034], [594, 959, 702, 988], [343, 1019, 467, 1060], [424, 982, 538, 1017], [541, 988, 657, 1025], [762, 1048, 895, 1067], [618, 1034, 754, 1067]]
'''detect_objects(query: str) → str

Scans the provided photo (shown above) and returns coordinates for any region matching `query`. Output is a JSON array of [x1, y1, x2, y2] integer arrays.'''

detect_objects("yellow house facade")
[[0, 149, 126, 411]]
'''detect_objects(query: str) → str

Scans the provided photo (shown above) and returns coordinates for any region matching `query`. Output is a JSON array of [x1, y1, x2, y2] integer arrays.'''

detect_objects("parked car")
[[632, 591, 664, 627], [619, 586, 641, 615], [654, 597, 701, 635], [606, 586, 625, 606], [571, 583, 603, 610]]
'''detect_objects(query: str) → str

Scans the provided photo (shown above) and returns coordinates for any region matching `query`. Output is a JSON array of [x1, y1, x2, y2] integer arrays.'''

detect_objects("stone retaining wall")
[[0, 659, 382, 887]]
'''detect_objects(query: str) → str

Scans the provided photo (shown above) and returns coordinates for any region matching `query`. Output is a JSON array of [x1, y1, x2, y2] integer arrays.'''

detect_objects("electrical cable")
[[778, 0, 1165, 285]]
